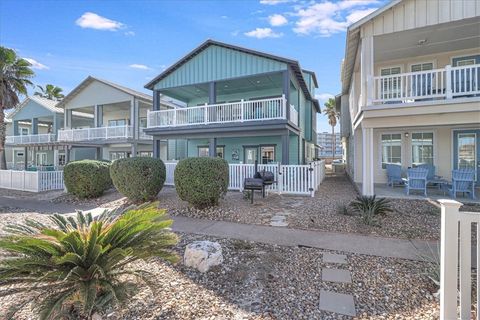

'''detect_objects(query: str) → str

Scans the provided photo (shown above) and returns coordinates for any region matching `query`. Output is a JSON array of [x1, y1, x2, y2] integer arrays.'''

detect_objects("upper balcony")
[[373, 64, 480, 105], [57, 125, 152, 143], [6, 133, 57, 145], [147, 96, 299, 129]]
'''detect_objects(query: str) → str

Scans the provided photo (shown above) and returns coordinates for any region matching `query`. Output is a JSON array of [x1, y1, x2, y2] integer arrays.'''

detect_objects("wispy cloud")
[[293, 0, 378, 37], [260, 0, 291, 5], [24, 58, 49, 70], [75, 12, 125, 31], [129, 64, 150, 70], [269, 14, 288, 26], [245, 27, 283, 39], [124, 31, 135, 36], [221, 15, 228, 19]]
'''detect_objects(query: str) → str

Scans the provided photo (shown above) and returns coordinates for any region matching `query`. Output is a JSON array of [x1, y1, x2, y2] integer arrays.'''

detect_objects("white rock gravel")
[[184, 240, 223, 272]]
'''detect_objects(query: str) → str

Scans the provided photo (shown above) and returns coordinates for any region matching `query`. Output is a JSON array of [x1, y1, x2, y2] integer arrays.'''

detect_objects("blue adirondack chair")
[[386, 163, 403, 187], [403, 167, 428, 196], [448, 169, 476, 199]]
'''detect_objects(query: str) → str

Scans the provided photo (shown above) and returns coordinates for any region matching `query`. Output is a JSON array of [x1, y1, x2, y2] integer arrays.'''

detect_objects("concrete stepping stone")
[[322, 253, 347, 264], [322, 268, 352, 283], [319, 290, 356, 316], [270, 215, 288, 227]]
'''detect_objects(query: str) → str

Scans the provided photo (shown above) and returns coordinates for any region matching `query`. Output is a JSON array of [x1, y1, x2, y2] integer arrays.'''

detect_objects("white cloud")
[[124, 31, 135, 36], [316, 93, 335, 102], [231, 30, 240, 36], [269, 14, 288, 26], [293, 0, 378, 37], [221, 15, 228, 19], [24, 58, 49, 70], [260, 0, 290, 5], [75, 12, 125, 31], [245, 27, 283, 39], [129, 64, 149, 70]]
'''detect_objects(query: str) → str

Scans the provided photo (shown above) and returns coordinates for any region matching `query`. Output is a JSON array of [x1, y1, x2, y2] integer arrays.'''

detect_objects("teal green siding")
[[289, 134, 299, 165], [167, 139, 187, 160], [154, 45, 288, 90], [188, 87, 283, 106]]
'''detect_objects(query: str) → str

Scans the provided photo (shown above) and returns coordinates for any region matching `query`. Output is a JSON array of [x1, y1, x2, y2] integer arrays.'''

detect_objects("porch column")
[[96, 147, 103, 160], [65, 109, 72, 129], [94, 104, 103, 127], [131, 142, 137, 157], [360, 31, 374, 107], [209, 138, 217, 158], [153, 90, 161, 111], [282, 69, 291, 120], [24, 146, 28, 170], [65, 146, 71, 164], [31, 118, 38, 135], [281, 132, 290, 165], [153, 139, 161, 158], [13, 120, 19, 136], [53, 149, 59, 167], [361, 126, 374, 196]]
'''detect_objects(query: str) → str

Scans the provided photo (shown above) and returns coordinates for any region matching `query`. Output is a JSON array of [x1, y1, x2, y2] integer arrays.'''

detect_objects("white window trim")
[[410, 130, 436, 167], [377, 65, 403, 77], [36, 152, 48, 165], [408, 60, 436, 72], [378, 131, 404, 171], [450, 54, 480, 67]]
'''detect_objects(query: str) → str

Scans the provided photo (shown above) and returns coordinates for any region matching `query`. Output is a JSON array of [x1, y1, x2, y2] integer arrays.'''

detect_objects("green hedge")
[[64, 160, 112, 198], [174, 157, 229, 209], [110, 157, 166, 203]]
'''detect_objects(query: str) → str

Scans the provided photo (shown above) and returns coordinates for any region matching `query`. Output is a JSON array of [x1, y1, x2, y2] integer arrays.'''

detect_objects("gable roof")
[[56, 76, 153, 109], [145, 39, 320, 111], [8, 96, 63, 119]]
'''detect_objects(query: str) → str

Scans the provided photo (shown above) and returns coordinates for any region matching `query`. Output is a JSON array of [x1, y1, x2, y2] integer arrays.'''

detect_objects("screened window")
[[108, 119, 127, 127], [381, 133, 402, 169], [260, 146, 275, 164], [412, 132, 434, 166]]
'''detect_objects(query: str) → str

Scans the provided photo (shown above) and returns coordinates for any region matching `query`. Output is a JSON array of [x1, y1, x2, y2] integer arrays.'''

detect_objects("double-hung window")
[[380, 67, 401, 100], [411, 132, 434, 166], [381, 133, 402, 169]]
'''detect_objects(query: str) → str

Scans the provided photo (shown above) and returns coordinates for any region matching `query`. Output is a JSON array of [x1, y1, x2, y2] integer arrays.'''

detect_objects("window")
[[380, 67, 401, 99], [36, 153, 47, 166], [58, 154, 66, 166], [110, 151, 127, 161], [411, 63, 433, 72], [411, 63, 434, 96], [138, 151, 152, 157], [139, 117, 147, 128], [260, 146, 275, 164], [381, 133, 402, 169], [108, 119, 127, 127], [456, 59, 475, 67], [16, 151, 24, 157], [20, 128, 29, 135], [411, 132, 434, 166], [197, 146, 225, 158]]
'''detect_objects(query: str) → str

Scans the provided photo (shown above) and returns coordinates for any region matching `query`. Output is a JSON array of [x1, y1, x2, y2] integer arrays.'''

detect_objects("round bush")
[[174, 157, 229, 209], [110, 157, 166, 203], [64, 160, 112, 198]]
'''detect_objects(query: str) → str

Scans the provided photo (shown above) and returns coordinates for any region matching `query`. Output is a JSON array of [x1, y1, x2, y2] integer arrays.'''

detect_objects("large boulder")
[[184, 241, 223, 273]]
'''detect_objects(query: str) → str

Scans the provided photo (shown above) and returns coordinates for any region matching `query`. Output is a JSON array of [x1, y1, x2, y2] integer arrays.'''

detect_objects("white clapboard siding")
[[439, 199, 480, 320]]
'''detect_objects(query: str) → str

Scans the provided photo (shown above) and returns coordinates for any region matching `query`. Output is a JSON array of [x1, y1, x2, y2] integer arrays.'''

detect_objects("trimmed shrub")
[[174, 157, 229, 209], [110, 157, 166, 203], [64, 160, 111, 198]]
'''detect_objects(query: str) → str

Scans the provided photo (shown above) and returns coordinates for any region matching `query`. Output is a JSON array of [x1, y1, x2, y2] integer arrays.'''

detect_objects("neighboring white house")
[[337, 0, 480, 195], [317, 132, 342, 159]]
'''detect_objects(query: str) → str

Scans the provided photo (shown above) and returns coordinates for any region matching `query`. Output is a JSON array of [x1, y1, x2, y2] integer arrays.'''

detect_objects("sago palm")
[[0, 46, 35, 169], [34, 84, 65, 101], [0, 202, 178, 320], [323, 98, 339, 160]]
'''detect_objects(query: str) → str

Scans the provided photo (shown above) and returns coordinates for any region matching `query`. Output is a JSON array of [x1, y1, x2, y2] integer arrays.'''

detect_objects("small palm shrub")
[[110, 157, 166, 203], [0, 203, 178, 319], [64, 160, 112, 198], [350, 195, 392, 226], [174, 157, 229, 209]]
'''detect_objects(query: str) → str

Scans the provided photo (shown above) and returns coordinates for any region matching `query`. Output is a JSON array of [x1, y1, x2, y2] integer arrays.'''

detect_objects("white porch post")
[[130, 98, 136, 140], [362, 126, 374, 196], [360, 30, 374, 108]]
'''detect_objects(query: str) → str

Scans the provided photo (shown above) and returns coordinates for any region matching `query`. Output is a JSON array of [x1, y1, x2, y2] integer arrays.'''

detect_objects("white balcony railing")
[[373, 64, 480, 104], [290, 104, 299, 126], [6, 133, 56, 145], [147, 96, 289, 128], [57, 125, 133, 142]]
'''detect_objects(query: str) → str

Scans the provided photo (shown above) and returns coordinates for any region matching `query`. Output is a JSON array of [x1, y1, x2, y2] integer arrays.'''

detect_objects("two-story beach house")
[[144, 40, 320, 165], [55, 76, 178, 162], [5, 95, 93, 170], [338, 0, 480, 196]]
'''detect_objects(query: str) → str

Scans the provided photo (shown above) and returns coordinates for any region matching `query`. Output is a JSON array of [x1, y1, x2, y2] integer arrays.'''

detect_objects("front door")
[[454, 129, 480, 183], [244, 147, 258, 164]]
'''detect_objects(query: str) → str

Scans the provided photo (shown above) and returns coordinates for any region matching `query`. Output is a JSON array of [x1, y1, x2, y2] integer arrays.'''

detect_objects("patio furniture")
[[448, 169, 476, 199], [243, 161, 276, 203], [416, 164, 444, 188], [386, 163, 403, 187], [403, 167, 429, 196]]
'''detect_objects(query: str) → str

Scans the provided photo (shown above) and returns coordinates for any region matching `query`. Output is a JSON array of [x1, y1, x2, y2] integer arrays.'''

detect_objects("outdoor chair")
[[386, 163, 403, 187], [448, 169, 476, 199], [416, 164, 442, 187], [403, 167, 428, 196]]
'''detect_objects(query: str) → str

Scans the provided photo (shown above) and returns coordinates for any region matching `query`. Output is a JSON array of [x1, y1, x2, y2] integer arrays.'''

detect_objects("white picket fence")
[[164, 160, 326, 197], [439, 200, 479, 320], [0, 170, 64, 192]]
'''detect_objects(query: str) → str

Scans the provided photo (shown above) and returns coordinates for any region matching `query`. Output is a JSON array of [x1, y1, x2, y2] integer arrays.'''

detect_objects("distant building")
[[317, 132, 342, 158]]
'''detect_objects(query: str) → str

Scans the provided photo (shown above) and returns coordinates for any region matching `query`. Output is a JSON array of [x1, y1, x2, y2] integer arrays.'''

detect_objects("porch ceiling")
[[160, 72, 283, 102], [374, 17, 480, 62]]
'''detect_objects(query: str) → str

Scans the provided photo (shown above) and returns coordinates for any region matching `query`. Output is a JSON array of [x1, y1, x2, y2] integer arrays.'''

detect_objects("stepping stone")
[[319, 290, 356, 316], [322, 268, 352, 283], [322, 253, 347, 264], [270, 221, 289, 227], [270, 215, 286, 221]]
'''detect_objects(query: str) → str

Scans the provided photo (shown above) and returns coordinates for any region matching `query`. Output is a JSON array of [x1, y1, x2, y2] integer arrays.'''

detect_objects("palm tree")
[[34, 84, 64, 101], [0, 47, 35, 169], [323, 98, 339, 161]]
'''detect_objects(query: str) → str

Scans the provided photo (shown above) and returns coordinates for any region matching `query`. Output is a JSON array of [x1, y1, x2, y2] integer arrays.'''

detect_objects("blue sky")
[[0, 0, 384, 132]]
